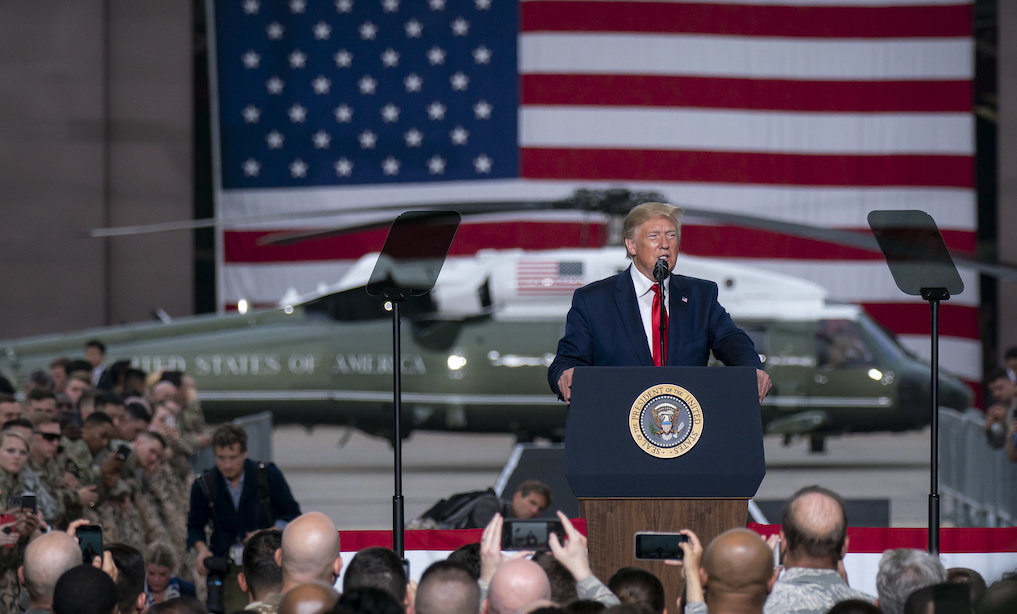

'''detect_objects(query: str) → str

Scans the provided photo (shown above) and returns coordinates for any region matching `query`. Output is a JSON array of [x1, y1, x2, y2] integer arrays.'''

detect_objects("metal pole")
[[929, 298, 940, 555], [392, 300, 405, 558]]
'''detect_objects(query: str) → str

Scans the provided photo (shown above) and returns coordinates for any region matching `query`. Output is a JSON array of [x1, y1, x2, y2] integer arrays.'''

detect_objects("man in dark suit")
[[548, 202, 772, 403]]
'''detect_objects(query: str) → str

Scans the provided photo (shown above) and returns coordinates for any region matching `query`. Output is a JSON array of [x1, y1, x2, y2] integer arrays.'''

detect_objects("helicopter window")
[[304, 288, 436, 322], [815, 319, 875, 369]]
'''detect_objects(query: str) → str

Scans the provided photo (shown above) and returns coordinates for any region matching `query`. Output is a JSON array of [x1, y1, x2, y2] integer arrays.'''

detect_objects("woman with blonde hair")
[[144, 540, 197, 607]]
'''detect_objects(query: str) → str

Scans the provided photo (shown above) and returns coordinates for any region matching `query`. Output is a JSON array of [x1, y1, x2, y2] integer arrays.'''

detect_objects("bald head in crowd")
[[278, 512, 343, 591], [19, 531, 84, 610], [484, 558, 551, 614], [700, 528, 776, 614], [413, 561, 481, 614], [278, 581, 339, 614], [780, 485, 848, 569]]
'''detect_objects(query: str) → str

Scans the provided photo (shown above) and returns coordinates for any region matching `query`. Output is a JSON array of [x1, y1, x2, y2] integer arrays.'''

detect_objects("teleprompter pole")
[[923, 288, 948, 555], [391, 300, 405, 557]]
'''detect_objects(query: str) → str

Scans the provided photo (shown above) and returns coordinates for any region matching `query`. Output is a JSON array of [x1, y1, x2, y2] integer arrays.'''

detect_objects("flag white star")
[[404, 19, 422, 37], [450, 126, 469, 145], [334, 49, 353, 68], [382, 156, 401, 175], [335, 0, 353, 13], [360, 21, 378, 40], [242, 50, 260, 69], [312, 76, 332, 94], [242, 158, 260, 177], [243, 0, 260, 15], [404, 73, 423, 92], [289, 50, 307, 69], [404, 128, 423, 147], [426, 101, 447, 120], [266, 77, 284, 94], [335, 157, 354, 176], [451, 17, 469, 36], [475, 0, 491, 9], [358, 75, 378, 94], [312, 130, 331, 149], [428, 0, 445, 9], [242, 105, 261, 123], [266, 131, 284, 149], [289, 159, 308, 178], [359, 130, 377, 149], [334, 104, 354, 122], [382, 0, 399, 12], [288, 104, 307, 122], [313, 21, 332, 40], [427, 155, 446, 174], [381, 48, 400, 67], [450, 72, 469, 91], [472, 45, 491, 64], [473, 100, 492, 119], [381, 103, 400, 122], [473, 154, 492, 173], [289, 0, 307, 13], [427, 46, 446, 65], [267, 22, 284, 39]]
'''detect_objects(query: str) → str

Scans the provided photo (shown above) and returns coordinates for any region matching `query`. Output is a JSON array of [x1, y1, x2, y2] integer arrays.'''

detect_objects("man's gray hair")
[[876, 548, 946, 614]]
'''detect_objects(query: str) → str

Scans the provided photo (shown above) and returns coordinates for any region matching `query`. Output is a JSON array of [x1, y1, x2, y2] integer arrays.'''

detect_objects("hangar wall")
[[0, 1, 193, 339]]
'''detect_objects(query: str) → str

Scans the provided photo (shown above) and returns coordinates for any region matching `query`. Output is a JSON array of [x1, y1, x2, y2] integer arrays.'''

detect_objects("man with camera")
[[187, 424, 301, 612]]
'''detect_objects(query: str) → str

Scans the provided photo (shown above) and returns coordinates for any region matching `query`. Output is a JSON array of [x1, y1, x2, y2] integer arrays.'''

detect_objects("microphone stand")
[[653, 258, 668, 366]]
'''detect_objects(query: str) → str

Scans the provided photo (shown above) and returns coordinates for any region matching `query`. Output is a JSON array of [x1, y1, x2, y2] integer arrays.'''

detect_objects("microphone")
[[652, 258, 669, 283]]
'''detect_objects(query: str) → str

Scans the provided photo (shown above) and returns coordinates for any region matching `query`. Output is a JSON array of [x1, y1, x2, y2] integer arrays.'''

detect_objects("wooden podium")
[[566, 367, 765, 609]]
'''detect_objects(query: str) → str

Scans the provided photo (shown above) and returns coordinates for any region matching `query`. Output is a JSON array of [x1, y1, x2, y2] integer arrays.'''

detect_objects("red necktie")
[[651, 284, 668, 366]]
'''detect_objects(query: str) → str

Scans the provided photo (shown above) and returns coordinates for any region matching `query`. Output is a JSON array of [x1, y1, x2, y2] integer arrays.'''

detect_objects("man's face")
[[50, 366, 68, 392], [85, 346, 104, 368], [625, 216, 679, 281], [0, 402, 20, 424], [65, 379, 90, 405], [121, 417, 148, 442], [135, 437, 165, 473], [82, 422, 113, 455], [214, 443, 248, 481], [104, 403, 127, 437], [27, 398, 57, 418], [511, 490, 549, 520], [32, 423, 62, 461], [989, 378, 1017, 404]]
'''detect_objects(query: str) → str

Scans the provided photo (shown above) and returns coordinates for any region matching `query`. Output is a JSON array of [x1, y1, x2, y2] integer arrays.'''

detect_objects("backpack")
[[195, 461, 275, 527], [411, 488, 498, 529]]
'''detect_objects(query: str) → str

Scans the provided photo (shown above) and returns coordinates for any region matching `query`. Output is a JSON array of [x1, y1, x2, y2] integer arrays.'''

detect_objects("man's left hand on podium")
[[756, 369, 772, 403]]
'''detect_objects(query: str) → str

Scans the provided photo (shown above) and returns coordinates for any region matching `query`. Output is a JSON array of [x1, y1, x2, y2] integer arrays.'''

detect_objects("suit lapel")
[[615, 268, 653, 366], [667, 275, 688, 366]]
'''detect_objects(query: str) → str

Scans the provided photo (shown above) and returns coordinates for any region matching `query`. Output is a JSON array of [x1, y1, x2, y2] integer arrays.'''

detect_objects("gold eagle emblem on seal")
[[628, 384, 704, 458]]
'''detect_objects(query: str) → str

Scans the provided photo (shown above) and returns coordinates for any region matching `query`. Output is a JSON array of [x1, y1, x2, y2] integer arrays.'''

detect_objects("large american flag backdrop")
[[210, 0, 978, 395]]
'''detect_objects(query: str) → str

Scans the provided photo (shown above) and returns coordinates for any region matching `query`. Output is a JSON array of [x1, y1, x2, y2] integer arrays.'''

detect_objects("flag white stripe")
[[520, 108, 973, 155], [219, 183, 975, 231], [520, 34, 974, 80]]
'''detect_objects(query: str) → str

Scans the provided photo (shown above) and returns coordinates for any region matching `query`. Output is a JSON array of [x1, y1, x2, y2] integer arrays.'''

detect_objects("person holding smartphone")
[[0, 431, 45, 612]]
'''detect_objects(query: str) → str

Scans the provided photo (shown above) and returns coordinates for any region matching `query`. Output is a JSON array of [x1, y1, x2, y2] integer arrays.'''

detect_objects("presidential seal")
[[628, 384, 704, 458]]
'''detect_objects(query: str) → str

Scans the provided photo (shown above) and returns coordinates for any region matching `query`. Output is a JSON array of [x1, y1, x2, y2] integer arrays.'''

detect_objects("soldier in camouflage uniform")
[[27, 412, 85, 528], [0, 431, 44, 614]]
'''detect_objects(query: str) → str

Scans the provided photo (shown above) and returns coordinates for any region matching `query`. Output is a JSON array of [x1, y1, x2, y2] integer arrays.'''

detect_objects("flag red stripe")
[[861, 302, 979, 339], [224, 223, 609, 263], [521, 1, 972, 37], [520, 148, 974, 188], [521, 75, 973, 113], [224, 224, 975, 264], [681, 226, 975, 260]]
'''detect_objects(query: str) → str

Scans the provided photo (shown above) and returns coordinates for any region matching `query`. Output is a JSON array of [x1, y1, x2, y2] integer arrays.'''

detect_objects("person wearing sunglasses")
[[29, 411, 93, 527]]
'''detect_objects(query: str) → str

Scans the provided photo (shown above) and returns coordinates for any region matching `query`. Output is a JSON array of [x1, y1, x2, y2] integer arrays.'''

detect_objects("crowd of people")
[[1, 341, 1016, 614]]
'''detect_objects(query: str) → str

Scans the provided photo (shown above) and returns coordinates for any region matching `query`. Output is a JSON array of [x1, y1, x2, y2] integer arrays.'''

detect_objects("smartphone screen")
[[78, 525, 103, 564], [634, 532, 688, 560], [501, 519, 564, 551]]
